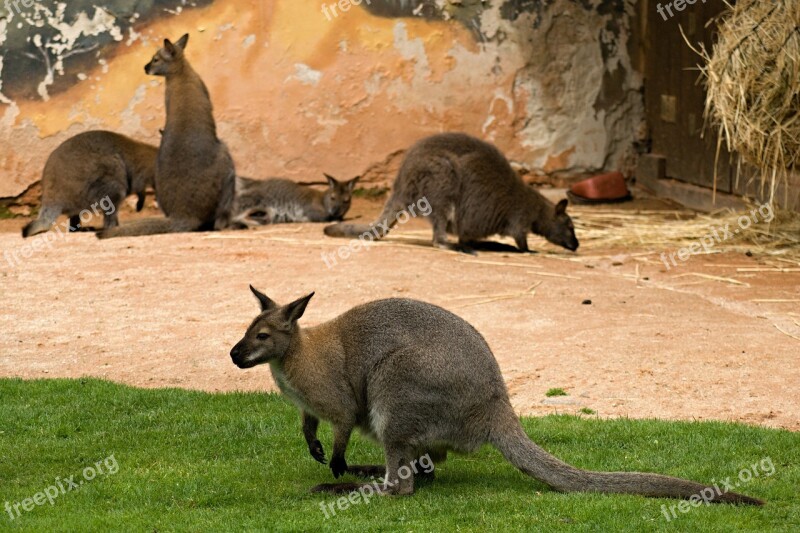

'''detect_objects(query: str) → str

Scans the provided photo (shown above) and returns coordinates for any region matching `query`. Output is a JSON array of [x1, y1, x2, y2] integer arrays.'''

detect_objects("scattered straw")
[[452, 282, 541, 309], [774, 323, 800, 342], [672, 273, 749, 286], [570, 206, 800, 263]]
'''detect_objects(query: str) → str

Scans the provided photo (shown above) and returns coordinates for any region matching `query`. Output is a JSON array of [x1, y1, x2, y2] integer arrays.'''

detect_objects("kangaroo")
[[98, 34, 235, 239], [22, 131, 156, 238], [230, 288, 763, 505], [324, 133, 579, 254], [232, 174, 359, 228]]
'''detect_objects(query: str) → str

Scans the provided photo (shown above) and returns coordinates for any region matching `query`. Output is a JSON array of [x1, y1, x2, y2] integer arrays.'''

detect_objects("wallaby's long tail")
[[323, 222, 375, 238], [491, 417, 764, 505], [96, 217, 201, 239], [22, 205, 61, 238], [323, 199, 404, 239]]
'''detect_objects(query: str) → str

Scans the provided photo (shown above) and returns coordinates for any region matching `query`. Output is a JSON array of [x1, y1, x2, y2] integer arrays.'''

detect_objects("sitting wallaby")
[[230, 288, 762, 505], [324, 133, 579, 254], [232, 174, 358, 228], [22, 131, 156, 238], [98, 34, 235, 238]]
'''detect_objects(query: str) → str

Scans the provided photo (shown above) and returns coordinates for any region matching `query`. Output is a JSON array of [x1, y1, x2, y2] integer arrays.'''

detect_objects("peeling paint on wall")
[[1, 0, 643, 199]]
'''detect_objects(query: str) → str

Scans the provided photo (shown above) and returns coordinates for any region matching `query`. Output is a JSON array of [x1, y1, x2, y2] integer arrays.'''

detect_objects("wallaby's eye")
[[256, 333, 270, 341]]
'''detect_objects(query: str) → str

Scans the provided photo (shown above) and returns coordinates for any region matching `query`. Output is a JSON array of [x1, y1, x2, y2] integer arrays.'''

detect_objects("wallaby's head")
[[543, 199, 579, 251], [322, 173, 359, 220], [145, 34, 189, 76], [230, 286, 314, 369]]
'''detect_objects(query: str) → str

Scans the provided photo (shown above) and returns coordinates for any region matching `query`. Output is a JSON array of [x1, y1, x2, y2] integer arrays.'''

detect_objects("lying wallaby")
[[232, 174, 358, 228], [22, 131, 156, 238], [230, 289, 762, 505], [98, 33, 235, 238], [324, 133, 579, 254]]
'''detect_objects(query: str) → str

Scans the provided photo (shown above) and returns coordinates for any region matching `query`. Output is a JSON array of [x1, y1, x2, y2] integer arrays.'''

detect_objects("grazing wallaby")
[[230, 288, 763, 505], [232, 174, 359, 228], [98, 33, 235, 238], [324, 133, 579, 254], [22, 131, 156, 238]]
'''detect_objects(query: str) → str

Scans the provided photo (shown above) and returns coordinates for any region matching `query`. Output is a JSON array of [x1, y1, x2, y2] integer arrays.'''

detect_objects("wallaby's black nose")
[[230, 345, 240, 359]]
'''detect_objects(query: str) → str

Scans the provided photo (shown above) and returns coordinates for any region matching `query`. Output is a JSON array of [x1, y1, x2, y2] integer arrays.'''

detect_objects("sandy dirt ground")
[[1, 191, 798, 431]]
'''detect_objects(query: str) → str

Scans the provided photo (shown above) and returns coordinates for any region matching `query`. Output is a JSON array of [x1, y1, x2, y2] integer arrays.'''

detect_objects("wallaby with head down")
[[22, 131, 156, 238], [98, 34, 235, 238], [232, 174, 358, 228], [230, 288, 762, 505], [324, 132, 579, 254]]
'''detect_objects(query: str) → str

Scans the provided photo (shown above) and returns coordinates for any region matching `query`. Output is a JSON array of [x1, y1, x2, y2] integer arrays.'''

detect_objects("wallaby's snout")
[[230, 286, 315, 369], [322, 173, 359, 221], [545, 199, 579, 252], [144, 34, 189, 77]]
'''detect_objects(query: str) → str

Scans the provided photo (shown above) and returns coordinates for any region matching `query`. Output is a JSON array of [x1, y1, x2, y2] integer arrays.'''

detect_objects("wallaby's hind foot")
[[21, 205, 62, 238], [311, 482, 377, 494], [21, 219, 53, 238], [461, 240, 535, 254], [346, 465, 386, 479], [97, 217, 201, 239]]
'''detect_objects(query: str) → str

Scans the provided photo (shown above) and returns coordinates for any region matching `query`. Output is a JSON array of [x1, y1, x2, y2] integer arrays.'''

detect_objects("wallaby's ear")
[[346, 176, 360, 192], [323, 173, 338, 188], [163, 39, 176, 57], [555, 199, 568, 216], [283, 292, 315, 323], [175, 33, 189, 50], [250, 285, 277, 312]]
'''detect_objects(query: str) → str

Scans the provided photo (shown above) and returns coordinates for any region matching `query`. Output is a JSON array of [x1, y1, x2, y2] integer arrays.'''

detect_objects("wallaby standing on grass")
[[230, 288, 763, 505], [22, 131, 156, 238], [324, 133, 579, 254], [98, 34, 235, 238], [232, 174, 359, 228]]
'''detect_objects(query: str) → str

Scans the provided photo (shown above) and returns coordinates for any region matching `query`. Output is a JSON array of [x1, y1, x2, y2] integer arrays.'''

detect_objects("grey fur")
[[232, 174, 358, 228], [324, 133, 579, 254], [22, 131, 156, 238], [98, 33, 235, 239], [230, 291, 762, 504]]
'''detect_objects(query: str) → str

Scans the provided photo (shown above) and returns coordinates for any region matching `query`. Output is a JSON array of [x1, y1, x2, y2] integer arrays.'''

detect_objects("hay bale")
[[698, 0, 800, 202]]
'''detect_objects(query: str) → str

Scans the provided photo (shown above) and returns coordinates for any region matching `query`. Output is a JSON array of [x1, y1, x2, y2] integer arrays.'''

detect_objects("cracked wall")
[[0, 0, 642, 198]]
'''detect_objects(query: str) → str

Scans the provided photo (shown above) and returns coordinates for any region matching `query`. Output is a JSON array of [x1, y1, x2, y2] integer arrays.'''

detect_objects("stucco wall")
[[0, 0, 642, 198]]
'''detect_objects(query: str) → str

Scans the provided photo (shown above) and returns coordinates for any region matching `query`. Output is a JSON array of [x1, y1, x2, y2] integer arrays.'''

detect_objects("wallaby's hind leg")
[[213, 169, 236, 230], [103, 210, 119, 230], [432, 216, 475, 254], [21, 205, 62, 238], [380, 443, 415, 495], [69, 215, 83, 232]]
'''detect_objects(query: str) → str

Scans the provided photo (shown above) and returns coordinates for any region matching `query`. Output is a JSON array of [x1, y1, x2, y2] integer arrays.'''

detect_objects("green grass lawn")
[[0, 378, 797, 532]]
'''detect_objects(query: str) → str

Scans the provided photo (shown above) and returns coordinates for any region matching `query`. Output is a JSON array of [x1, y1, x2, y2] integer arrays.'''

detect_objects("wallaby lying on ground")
[[22, 131, 156, 238], [232, 174, 358, 228], [98, 34, 235, 238], [324, 133, 579, 254], [230, 289, 762, 504]]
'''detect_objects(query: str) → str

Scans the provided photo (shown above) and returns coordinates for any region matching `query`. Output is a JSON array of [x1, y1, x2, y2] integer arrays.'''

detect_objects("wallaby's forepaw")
[[330, 455, 348, 479], [309, 439, 326, 464]]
